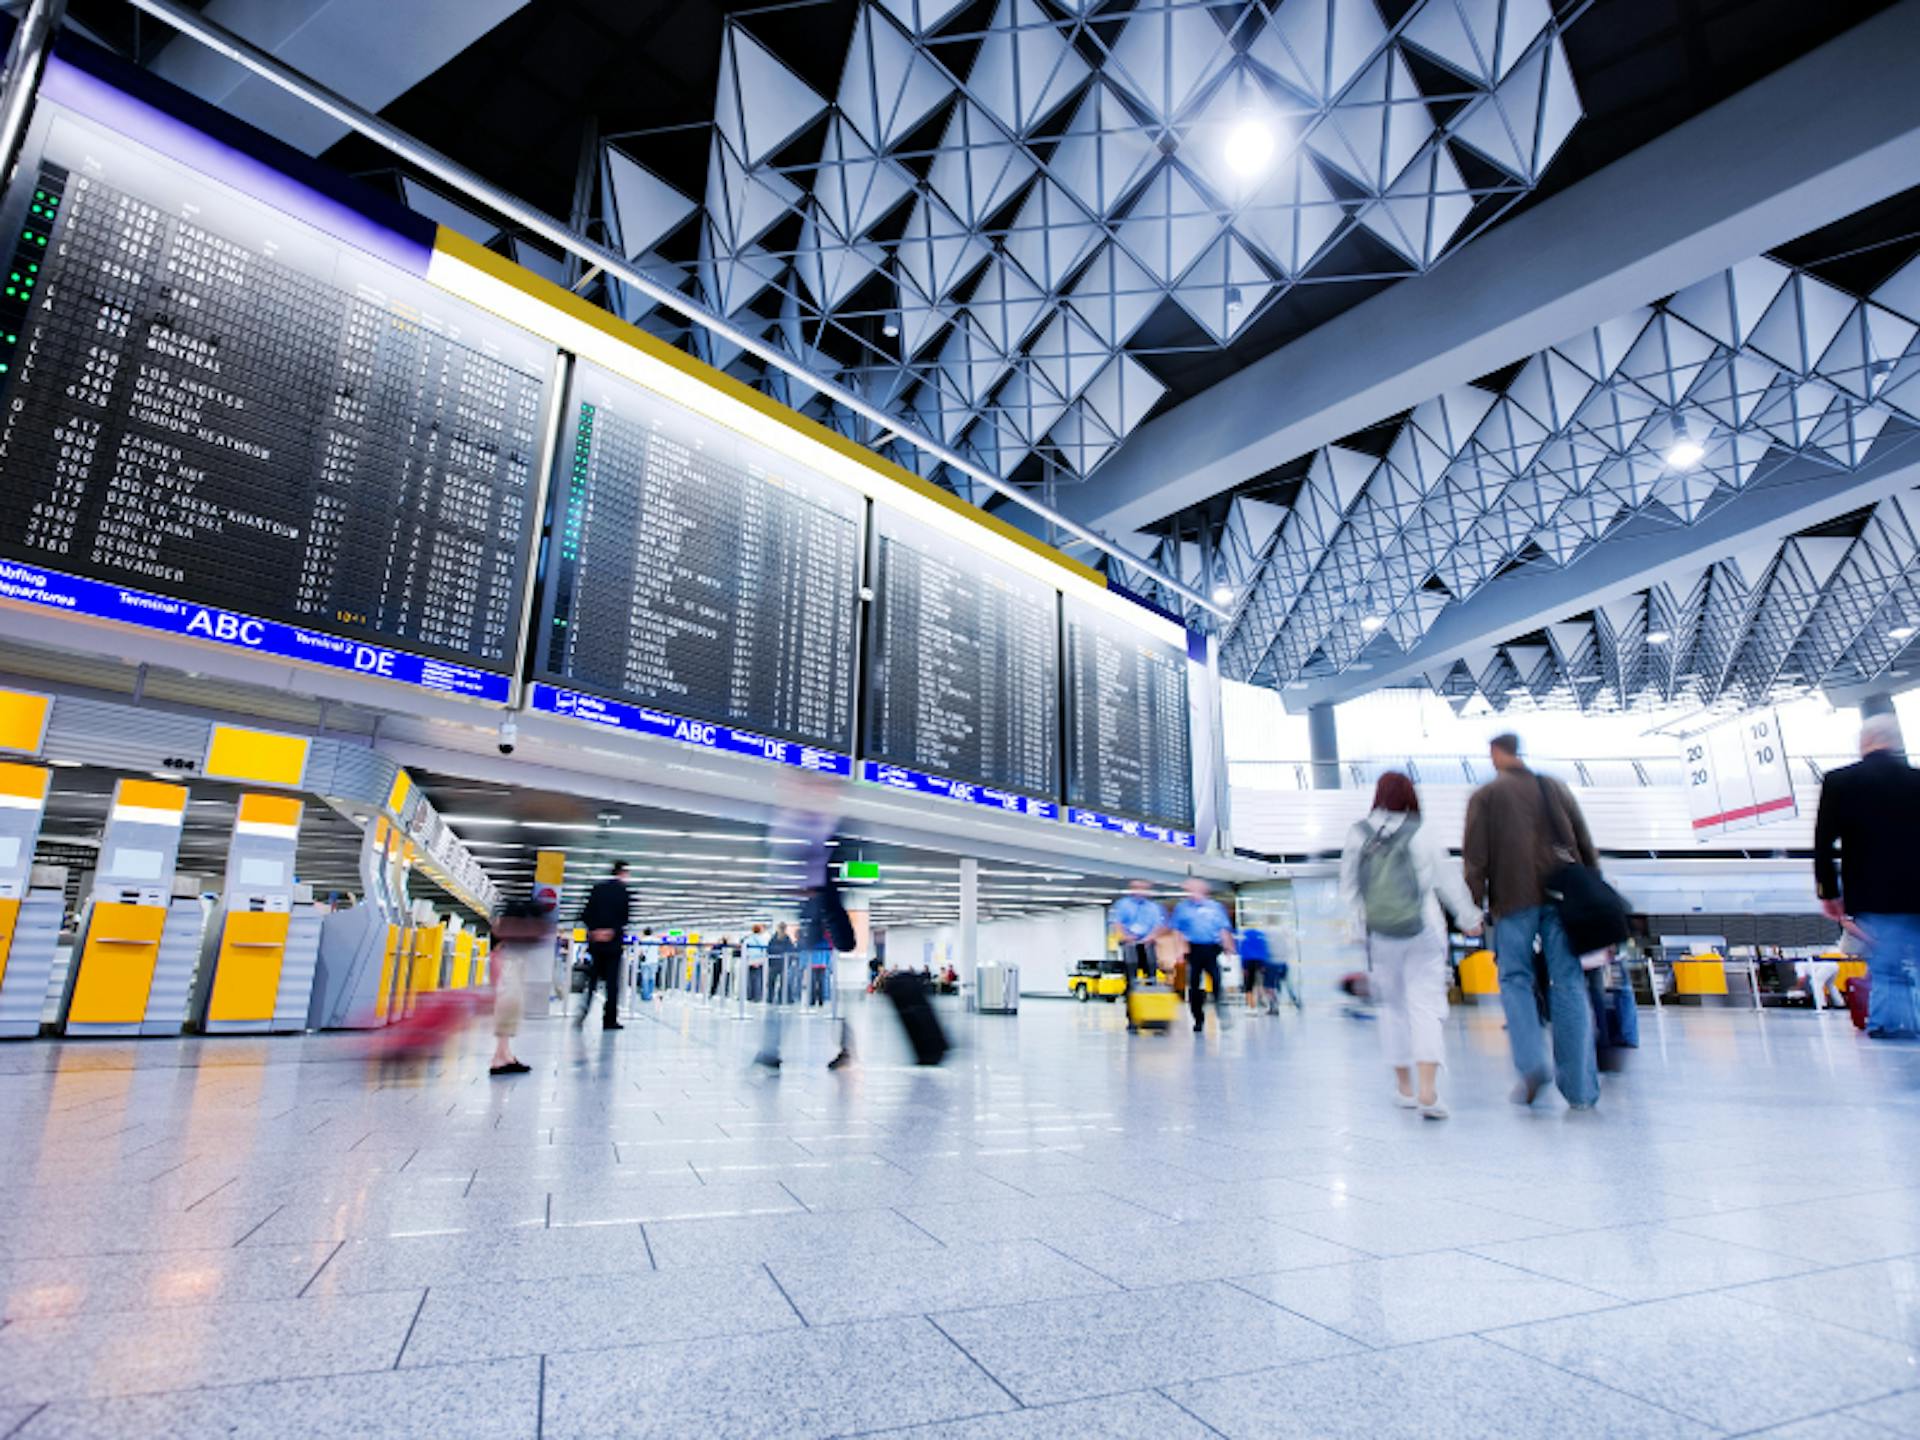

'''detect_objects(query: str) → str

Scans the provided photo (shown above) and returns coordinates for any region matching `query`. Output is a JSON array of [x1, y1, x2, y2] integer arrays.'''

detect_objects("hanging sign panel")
[[530, 360, 862, 757], [862, 504, 1060, 811], [1681, 708, 1797, 838], [0, 54, 554, 702], [1062, 592, 1195, 834]]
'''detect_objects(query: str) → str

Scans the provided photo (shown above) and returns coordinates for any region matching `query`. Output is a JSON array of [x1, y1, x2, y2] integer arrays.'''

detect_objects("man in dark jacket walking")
[[1463, 733, 1600, 1108], [1814, 714, 1920, 1038], [578, 861, 633, 1030]]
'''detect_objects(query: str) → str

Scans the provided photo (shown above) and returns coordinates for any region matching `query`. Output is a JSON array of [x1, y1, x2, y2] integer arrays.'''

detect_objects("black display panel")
[[533, 360, 863, 752], [864, 506, 1059, 800], [1064, 596, 1194, 830], [0, 90, 553, 679]]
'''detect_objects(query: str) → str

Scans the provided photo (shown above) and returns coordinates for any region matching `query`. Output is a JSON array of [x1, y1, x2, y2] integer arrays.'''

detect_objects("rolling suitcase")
[[1845, 971, 1871, 1030], [885, 971, 948, 1065], [1127, 982, 1178, 1031]]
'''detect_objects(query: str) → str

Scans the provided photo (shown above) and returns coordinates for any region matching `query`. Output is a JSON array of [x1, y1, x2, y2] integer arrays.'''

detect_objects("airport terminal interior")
[[0, 0, 1918, 1435]]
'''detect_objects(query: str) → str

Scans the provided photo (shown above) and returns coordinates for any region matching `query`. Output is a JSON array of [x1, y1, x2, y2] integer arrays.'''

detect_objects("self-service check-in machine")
[[406, 900, 447, 1005], [0, 761, 62, 1039], [63, 778, 206, 1036], [192, 794, 323, 1034], [311, 816, 406, 1030]]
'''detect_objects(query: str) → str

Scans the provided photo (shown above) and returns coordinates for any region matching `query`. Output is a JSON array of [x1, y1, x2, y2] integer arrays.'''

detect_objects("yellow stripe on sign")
[[0, 761, 50, 805], [236, 793, 304, 829], [0, 689, 51, 755], [387, 771, 412, 814], [114, 779, 188, 813], [205, 726, 309, 786], [429, 228, 1106, 590], [535, 850, 565, 886]]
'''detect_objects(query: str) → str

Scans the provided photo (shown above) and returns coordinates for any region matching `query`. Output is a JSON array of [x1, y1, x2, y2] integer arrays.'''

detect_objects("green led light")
[[5, 290, 15, 299]]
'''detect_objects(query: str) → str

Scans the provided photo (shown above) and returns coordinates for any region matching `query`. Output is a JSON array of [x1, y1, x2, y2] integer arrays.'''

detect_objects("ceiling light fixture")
[[1892, 625, 1917, 640], [1210, 584, 1233, 605], [1665, 439, 1706, 469], [1223, 115, 1276, 178], [1646, 629, 1672, 644], [1359, 614, 1386, 633]]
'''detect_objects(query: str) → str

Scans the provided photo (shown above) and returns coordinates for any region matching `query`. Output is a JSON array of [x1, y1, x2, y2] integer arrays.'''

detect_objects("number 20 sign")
[[1681, 708, 1797, 838]]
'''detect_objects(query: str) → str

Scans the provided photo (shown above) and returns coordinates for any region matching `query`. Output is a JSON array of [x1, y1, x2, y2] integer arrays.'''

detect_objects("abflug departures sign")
[[0, 56, 553, 702], [528, 360, 862, 765]]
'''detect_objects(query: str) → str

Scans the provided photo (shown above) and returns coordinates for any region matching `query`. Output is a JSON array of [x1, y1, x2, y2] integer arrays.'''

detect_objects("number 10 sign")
[[1680, 709, 1798, 838]]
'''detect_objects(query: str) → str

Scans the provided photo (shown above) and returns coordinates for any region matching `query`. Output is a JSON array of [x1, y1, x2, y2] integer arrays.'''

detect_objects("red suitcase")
[[1845, 971, 1871, 1030]]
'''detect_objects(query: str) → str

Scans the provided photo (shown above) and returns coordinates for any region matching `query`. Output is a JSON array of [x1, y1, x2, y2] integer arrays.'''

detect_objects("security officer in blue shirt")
[[1167, 878, 1235, 1033], [1111, 880, 1166, 1031]]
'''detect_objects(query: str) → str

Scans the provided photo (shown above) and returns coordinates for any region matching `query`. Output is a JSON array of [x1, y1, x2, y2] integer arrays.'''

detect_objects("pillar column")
[[1308, 702, 1341, 789], [958, 856, 978, 998]]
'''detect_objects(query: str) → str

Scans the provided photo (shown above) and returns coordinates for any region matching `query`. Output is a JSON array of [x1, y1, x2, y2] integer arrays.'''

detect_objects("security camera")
[[497, 717, 518, 755]]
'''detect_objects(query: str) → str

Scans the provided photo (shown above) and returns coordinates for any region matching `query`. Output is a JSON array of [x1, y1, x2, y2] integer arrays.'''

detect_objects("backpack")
[[1357, 818, 1425, 938]]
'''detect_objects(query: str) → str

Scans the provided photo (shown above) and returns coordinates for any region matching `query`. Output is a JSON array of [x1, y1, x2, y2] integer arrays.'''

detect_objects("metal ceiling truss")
[[594, 0, 1586, 498], [1419, 493, 1920, 716], [1207, 243, 1920, 703]]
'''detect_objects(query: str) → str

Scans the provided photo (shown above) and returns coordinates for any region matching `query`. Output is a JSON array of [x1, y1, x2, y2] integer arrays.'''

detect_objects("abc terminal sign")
[[0, 561, 512, 702]]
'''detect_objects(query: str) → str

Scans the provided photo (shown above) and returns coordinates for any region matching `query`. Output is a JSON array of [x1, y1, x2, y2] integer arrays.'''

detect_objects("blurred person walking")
[[1813, 713, 1920, 1039], [577, 861, 633, 1031], [1340, 772, 1481, 1118], [1463, 734, 1600, 1108], [1166, 878, 1235, 1034], [488, 899, 552, 1076], [1111, 879, 1165, 1032]]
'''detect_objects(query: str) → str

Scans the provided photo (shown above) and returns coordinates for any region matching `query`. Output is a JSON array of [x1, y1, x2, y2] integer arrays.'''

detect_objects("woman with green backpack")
[[1339, 772, 1482, 1119]]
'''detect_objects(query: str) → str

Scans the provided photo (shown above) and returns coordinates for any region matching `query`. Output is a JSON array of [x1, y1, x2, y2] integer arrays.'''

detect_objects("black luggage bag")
[[884, 971, 949, 1065]]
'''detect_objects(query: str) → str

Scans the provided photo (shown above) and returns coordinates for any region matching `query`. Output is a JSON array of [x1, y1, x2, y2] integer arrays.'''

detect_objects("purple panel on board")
[[38, 55, 431, 277]]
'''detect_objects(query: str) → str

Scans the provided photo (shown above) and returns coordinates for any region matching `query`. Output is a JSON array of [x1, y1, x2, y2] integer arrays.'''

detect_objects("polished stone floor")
[[0, 987, 1916, 1439]]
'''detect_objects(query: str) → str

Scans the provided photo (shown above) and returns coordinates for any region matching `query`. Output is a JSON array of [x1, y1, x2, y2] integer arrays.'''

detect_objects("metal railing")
[[1228, 754, 1856, 792]]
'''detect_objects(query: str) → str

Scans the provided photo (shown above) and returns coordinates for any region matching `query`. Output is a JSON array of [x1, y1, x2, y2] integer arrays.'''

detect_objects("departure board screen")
[[864, 506, 1059, 802], [0, 73, 553, 695], [1063, 597, 1194, 830], [533, 360, 863, 754]]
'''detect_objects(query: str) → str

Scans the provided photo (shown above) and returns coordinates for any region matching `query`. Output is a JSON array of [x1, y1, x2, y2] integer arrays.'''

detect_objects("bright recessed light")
[[1359, 614, 1386, 632], [1211, 584, 1234, 605], [1223, 116, 1276, 178], [1665, 439, 1706, 469], [1646, 629, 1672, 644], [1892, 625, 1917, 640]]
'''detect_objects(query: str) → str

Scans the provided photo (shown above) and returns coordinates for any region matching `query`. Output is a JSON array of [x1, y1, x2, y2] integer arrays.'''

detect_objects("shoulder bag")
[[1536, 775, 1631, 955]]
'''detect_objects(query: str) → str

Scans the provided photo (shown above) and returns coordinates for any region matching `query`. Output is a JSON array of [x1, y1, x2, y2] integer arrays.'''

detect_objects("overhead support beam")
[[1055, 2, 1920, 538], [149, 0, 530, 156], [1286, 443, 1920, 712]]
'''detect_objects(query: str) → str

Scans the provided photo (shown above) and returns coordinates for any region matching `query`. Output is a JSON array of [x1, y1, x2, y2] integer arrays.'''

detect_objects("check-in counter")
[[194, 794, 322, 1034], [0, 761, 61, 1039], [64, 779, 207, 1037]]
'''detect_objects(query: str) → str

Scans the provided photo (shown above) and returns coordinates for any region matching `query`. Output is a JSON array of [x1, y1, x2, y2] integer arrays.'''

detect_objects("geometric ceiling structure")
[[1106, 243, 1920, 709], [1423, 487, 1920, 716], [595, 0, 1586, 502]]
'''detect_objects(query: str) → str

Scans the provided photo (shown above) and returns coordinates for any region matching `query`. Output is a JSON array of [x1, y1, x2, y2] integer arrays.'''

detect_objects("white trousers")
[[1369, 925, 1449, 1068]]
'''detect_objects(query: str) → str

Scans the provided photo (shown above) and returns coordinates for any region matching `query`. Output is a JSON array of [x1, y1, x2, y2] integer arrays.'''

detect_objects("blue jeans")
[[1493, 905, 1599, 1106], [1856, 914, 1920, 1037]]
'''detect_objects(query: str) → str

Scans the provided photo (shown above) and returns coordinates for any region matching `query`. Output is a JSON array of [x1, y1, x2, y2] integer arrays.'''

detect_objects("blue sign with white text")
[[859, 761, 1059, 820], [1066, 806, 1198, 849], [0, 561, 511, 701], [530, 684, 852, 775]]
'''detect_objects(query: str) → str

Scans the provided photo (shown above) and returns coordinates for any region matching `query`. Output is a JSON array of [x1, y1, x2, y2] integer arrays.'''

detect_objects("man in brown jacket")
[[1462, 733, 1600, 1109]]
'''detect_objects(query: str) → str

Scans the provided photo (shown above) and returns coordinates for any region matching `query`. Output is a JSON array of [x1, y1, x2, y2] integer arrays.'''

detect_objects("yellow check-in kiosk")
[[0, 758, 62, 1040], [448, 924, 475, 989], [193, 794, 322, 1034], [473, 935, 490, 987], [63, 778, 207, 1036], [1672, 952, 1731, 997]]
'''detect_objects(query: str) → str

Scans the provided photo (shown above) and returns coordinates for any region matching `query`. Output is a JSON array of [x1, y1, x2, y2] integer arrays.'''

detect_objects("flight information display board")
[[1063, 596, 1194, 832], [532, 360, 863, 755], [863, 506, 1059, 807], [0, 65, 553, 700]]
